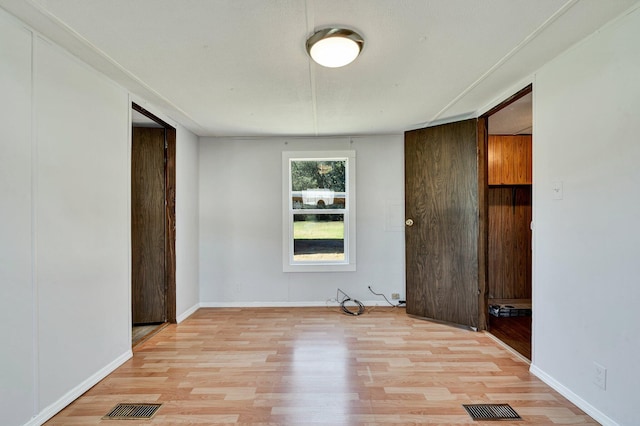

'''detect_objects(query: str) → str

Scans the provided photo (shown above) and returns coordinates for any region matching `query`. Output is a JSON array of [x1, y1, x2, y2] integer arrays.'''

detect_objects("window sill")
[[283, 262, 356, 273]]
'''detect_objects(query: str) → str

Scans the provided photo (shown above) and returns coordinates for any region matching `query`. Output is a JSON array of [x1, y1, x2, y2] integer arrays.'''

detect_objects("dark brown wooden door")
[[405, 119, 485, 330], [132, 127, 166, 324]]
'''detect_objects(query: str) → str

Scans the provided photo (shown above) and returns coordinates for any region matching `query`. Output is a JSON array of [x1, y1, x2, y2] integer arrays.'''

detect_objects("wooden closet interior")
[[486, 89, 533, 360], [488, 134, 532, 303]]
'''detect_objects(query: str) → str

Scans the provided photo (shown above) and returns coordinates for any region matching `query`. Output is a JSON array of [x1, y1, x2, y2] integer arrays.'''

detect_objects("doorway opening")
[[131, 103, 176, 347], [483, 85, 533, 359]]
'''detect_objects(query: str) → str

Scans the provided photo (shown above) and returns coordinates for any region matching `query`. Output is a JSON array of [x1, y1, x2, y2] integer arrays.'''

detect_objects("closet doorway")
[[484, 86, 533, 359], [131, 103, 176, 346]]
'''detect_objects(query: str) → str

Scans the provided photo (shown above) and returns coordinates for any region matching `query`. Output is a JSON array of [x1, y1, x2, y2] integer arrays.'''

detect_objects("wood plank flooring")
[[489, 315, 532, 360], [132, 323, 168, 347], [488, 298, 532, 360], [46, 307, 595, 425]]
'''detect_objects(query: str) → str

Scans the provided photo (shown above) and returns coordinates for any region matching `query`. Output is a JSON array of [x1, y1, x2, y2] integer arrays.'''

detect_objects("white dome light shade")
[[306, 28, 364, 68]]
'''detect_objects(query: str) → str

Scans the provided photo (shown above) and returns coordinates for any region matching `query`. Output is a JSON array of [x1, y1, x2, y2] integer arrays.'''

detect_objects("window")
[[282, 151, 356, 272]]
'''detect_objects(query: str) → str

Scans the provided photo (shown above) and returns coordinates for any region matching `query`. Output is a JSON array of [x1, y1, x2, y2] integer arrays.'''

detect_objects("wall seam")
[[30, 30, 39, 417]]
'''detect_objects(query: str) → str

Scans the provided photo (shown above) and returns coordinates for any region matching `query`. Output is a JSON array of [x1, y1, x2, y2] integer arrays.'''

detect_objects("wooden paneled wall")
[[488, 135, 532, 185], [487, 135, 532, 300], [488, 187, 532, 299]]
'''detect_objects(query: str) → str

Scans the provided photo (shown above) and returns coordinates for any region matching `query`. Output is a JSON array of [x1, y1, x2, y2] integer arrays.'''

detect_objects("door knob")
[[405, 218, 414, 227]]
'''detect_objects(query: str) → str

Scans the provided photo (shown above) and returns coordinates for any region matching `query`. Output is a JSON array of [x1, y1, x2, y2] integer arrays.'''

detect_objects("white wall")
[[0, 9, 201, 425], [176, 125, 200, 320], [5, 1, 638, 424], [34, 35, 131, 412], [0, 10, 131, 423], [199, 136, 405, 305], [531, 5, 640, 426], [0, 10, 35, 426]]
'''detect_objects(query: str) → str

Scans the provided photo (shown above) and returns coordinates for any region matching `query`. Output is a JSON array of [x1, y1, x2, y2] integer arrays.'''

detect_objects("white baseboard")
[[176, 302, 200, 323], [529, 364, 618, 426], [199, 300, 397, 308], [25, 350, 132, 426]]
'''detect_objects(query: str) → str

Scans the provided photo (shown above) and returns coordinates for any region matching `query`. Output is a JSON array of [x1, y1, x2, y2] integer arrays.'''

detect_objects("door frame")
[[477, 116, 488, 331], [403, 84, 532, 332], [132, 102, 177, 323], [481, 84, 532, 118], [475, 110, 524, 332], [480, 83, 533, 330]]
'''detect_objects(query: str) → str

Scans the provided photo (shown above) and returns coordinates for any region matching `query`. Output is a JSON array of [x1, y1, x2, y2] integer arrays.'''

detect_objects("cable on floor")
[[368, 285, 405, 307], [331, 288, 365, 316]]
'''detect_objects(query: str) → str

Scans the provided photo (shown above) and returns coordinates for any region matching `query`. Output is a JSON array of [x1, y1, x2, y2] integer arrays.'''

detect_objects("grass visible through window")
[[293, 221, 344, 239]]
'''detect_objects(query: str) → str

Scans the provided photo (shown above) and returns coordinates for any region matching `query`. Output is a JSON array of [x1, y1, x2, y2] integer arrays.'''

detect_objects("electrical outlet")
[[391, 293, 400, 300], [593, 362, 607, 390]]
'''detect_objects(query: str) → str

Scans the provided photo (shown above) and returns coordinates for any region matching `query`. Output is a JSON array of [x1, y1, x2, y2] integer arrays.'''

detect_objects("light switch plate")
[[553, 181, 563, 200]]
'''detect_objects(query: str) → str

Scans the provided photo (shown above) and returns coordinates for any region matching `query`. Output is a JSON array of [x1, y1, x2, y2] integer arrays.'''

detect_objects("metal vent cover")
[[103, 403, 162, 420], [463, 403, 521, 421]]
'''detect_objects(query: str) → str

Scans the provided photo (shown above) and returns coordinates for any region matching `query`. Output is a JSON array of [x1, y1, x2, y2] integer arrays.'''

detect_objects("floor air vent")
[[103, 403, 162, 420], [463, 404, 521, 421]]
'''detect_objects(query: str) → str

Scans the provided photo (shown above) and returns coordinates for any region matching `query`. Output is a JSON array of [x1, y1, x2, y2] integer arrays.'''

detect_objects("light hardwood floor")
[[132, 323, 169, 347], [46, 307, 595, 425]]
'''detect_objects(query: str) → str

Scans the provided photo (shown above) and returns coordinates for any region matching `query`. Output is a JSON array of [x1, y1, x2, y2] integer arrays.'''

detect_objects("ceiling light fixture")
[[306, 28, 364, 68]]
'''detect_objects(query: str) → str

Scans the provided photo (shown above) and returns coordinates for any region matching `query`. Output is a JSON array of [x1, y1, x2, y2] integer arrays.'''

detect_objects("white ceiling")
[[1, 0, 637, 137], [488, 92, 532, 135], [131, 109, 163, 128]]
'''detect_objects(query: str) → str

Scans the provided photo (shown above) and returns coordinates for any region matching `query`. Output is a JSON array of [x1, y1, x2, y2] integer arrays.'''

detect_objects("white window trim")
[[282, 150, 356, 272]]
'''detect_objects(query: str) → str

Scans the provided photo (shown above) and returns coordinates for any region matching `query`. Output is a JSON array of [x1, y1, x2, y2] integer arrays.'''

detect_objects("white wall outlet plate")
[[593, 362, 607, 390]]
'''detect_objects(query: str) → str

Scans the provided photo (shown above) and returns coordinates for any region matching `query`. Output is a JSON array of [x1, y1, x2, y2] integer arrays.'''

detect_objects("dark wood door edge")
[[406, 313, 479, 332], [132, 102, 173, 129], [477, 117, 489, 331], [131, 103, 177, 324], [165, 127, 176, 323], [481, 84, 532, 118]]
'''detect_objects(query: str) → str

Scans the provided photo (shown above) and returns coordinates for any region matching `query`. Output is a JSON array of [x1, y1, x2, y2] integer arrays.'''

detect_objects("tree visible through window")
[[283, 151, 356, 272], [292, 159, 345, 261]]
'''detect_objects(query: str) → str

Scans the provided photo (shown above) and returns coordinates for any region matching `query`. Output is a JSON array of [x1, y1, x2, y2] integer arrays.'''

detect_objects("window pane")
[[293, 213, 344, 262], [291, 190, 345, 210], [291, 160, 346, 210]]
